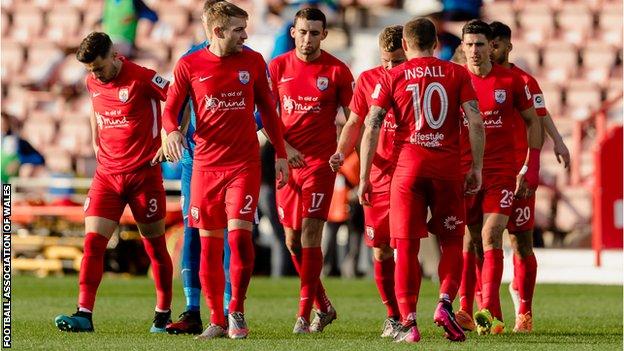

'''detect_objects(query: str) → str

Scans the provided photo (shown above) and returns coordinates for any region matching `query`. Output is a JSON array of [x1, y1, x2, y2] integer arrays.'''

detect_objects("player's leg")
[[428, 179, 466, 342], [458, 191, 483, 329], [390, 175, 427, 343], [300, 165, 337, 333], [223, 229, 231, 317], [364, 190, 400, 337], [189, 169, 228, 340], [129, 166, 173, 333], [222, 164, 261, 339], [507, 194, 537, 333], [55, 171, 123, 332], [166, 161, 203, 334]]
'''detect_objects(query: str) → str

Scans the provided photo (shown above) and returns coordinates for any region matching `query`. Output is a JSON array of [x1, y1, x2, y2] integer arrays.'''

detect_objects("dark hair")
[[403, 17, 437, 51], [294, 8, 326, 29], [378, 25, 403, 52], [462, 19, 493, 40], [489, 21, 512, 40], [76, 32, 113, 63], [203, 0, 224, 14]]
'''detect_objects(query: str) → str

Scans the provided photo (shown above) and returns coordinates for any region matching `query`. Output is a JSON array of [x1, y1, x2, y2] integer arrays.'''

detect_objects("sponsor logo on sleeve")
[[152, 74, 168, 89], [533, 94, 545, 108]]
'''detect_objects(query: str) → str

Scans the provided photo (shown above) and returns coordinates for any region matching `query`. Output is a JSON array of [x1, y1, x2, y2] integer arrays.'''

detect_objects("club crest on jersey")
[[365, 226, 375, 240], [238, 71, 250, 84], [494, 89, 506, 103], [118, 88, 129, 103], [191, 206, 199, 221], [317, 76, 329, 91]]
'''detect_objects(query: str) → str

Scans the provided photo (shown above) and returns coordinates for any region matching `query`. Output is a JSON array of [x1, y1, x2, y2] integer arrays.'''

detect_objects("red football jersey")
[[163, 47, 285, 170], [86, 57, 169, 174], [349, 66, 397, 191], [510, 64, 547, 170], [460, 64, 533, 176], [269, 50, 354, 165], [373, 56, 476, 181]]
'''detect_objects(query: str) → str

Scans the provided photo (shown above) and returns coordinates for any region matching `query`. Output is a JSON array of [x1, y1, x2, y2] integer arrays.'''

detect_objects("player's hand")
[[165, 131, 187, 162], [328, 152, 345, 172], [554, 140, 570, 168], [150, 147, 167, 166], [275, 158, 290, 189], [285, 142, 306, 168], [464, 167, 482, 195], [514, 173, 534, 199], [358, 179, 373, 206]]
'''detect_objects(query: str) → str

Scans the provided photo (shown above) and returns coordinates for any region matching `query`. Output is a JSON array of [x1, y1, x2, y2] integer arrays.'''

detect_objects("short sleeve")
[[348, 74, 369, 120], [526, 75, 547, 117], [141, 67, 169, 101], [512, 72, 533, 112], [458, 66, 477, 104], [337, 64, 354, 108]]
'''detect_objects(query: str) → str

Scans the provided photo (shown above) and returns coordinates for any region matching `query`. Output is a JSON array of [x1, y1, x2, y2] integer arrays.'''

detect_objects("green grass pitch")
[[12, 275, 623, 350]]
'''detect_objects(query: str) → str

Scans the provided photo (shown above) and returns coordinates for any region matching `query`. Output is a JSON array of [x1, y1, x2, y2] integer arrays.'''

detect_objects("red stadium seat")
[[46, 6, 83, 46], [565, 81, 603, 120], [517, 5, 556, 46], [509, 41, 540, 75], [57, 119, 92, 156], [1, 10, 10, 38], [482, 1, 517, 29], [42, 147, 74, 173], [1, 40, 25, 82], [598, 2, 623, 31], [539, 81, 564, 117], [22, 115, 57, 150], [10, 5, 45, 43], [557, 3, 593, 46], [581, 42, 617, 86], [542, 41, 579, 84]]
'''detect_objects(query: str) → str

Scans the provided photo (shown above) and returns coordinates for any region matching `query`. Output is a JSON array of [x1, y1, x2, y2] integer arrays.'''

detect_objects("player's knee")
[[285, 238, 301, 255], [373, 246, 393, 261]]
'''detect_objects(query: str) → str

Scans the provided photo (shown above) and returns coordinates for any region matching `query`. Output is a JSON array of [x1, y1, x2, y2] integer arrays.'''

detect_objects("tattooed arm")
[[358, 105, 387, 206]]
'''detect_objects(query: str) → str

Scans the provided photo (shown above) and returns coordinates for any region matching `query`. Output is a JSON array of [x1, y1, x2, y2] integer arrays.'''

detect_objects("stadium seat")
[[509, 41, 540, 75], [57, 119, 92, 156], [482, 1, 516, 28], [56, 55, 87, 87], [539, 81, 564, 117], [46, 5, 83, 46], [517, 5, 555, 46], [10, 5, 45, 43], [1, 40, 25, 82], [565, 81, 603, 120], [581, 42, 617, 86], [22, 41, 65, 87], [542, 41, 579, 84], [557, 3, 593, 46], [1, 10, 10, 37], [22, 116, 57, 150], [42, 146, 74, 173]]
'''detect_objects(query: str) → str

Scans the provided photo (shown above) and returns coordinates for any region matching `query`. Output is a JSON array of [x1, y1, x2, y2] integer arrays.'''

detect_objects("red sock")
[[512, 254, 520, 291], [482, 249, 504, 320], [459, 251, 476, 312], [228, 229, 255, 314], [475, 256, 483, 309], [298, 247, 323, 321], [438, 237, 463, 301], [200, 236, 226, 327], [142, 235, 173, 311], [291, 253, 332, 313], [394, 238, 421, 324], [78, 232, 109, 311], [518, 254, 537, 315], [374, 257, 400, 318]]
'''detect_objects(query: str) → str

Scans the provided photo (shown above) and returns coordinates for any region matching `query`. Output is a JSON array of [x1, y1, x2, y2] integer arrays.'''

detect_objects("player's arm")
[[519, 105, 544, 188], [89, 111, 99, 156], [330, 111, 363, 172], [162, 59, 191, 162], [462, 99, 485, 194], [255, 60, 289, 188], [543, 112, 570, 168], [359, 105, 386, 206]]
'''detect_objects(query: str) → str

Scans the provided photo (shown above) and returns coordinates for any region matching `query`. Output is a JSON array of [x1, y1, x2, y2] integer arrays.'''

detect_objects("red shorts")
[[276, 162, 336, 230], [507, 193, 536, 233], [464, 175, 516, 226], [85, 165, 165, 223], [390, 175, 465, 240], [189, 164, 261, 230], [364, 190, 390, 247]]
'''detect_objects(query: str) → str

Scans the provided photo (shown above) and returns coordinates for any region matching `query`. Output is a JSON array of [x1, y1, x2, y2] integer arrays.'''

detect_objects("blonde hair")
[[378, 25, 403, 52], [203, 1, 248, 28]]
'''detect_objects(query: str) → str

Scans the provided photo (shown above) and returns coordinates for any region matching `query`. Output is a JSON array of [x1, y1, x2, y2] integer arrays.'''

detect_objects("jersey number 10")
[[406, 82, 448, 131]]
